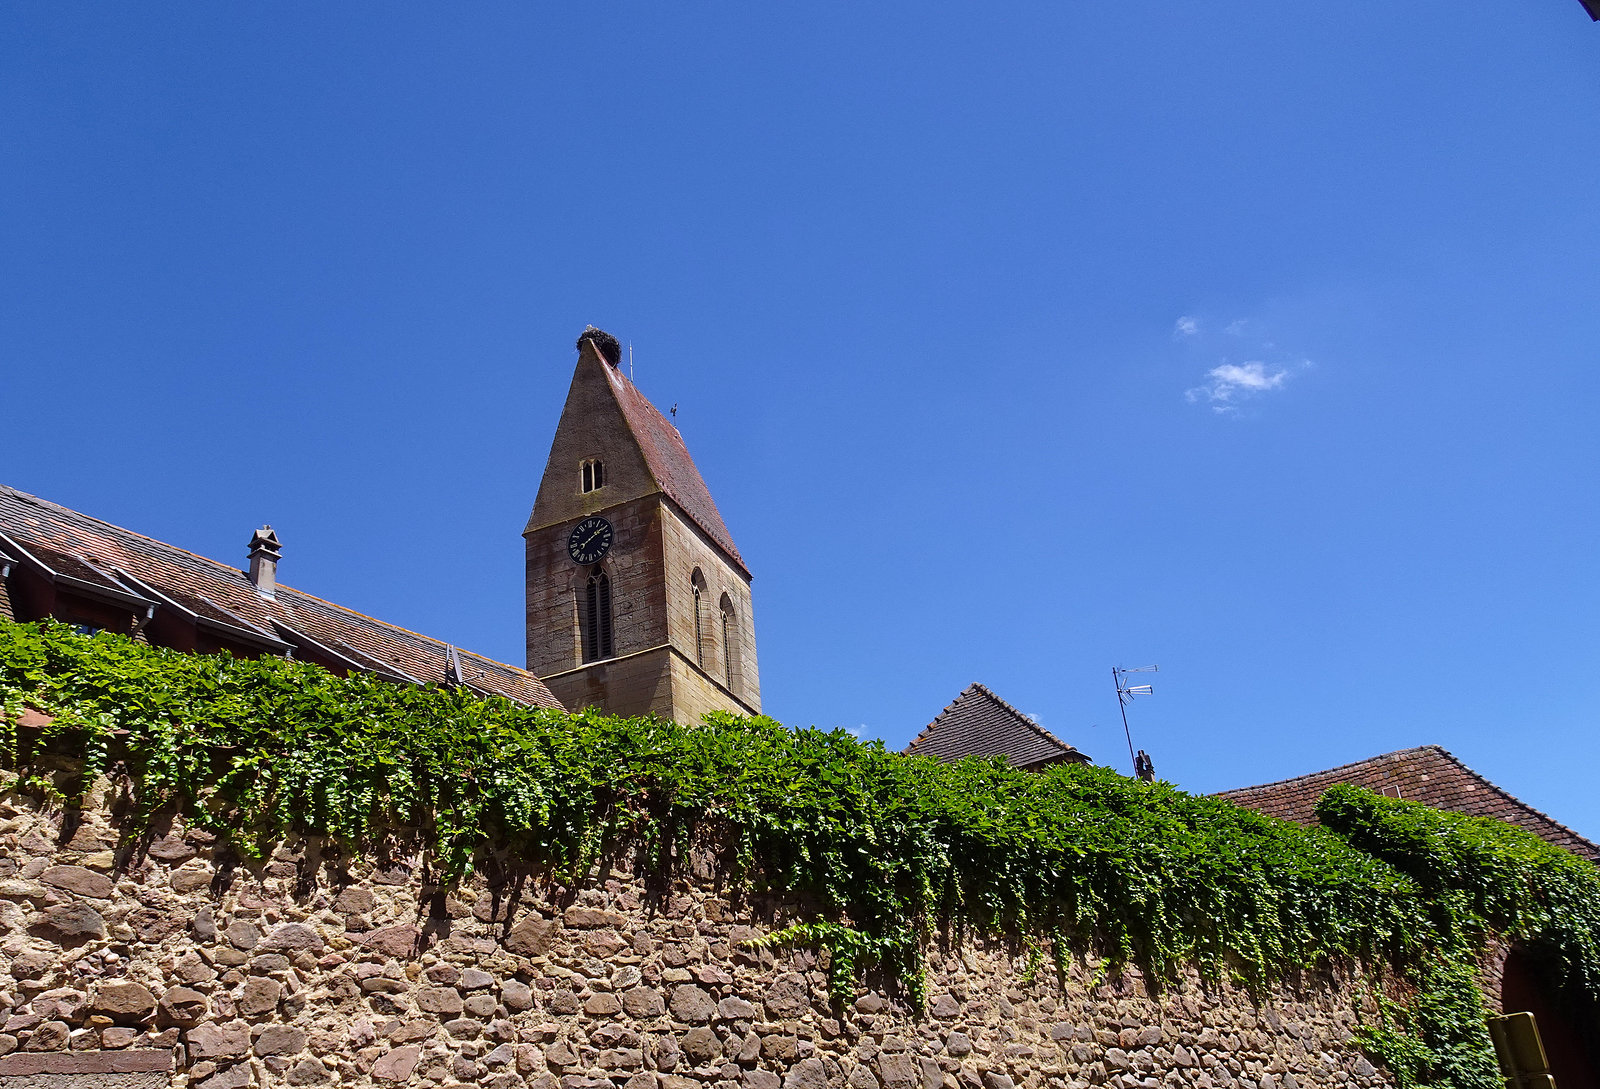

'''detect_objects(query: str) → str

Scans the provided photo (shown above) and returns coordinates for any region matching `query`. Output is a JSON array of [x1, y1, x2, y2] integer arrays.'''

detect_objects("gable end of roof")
[[905, 682, 1088, 769]]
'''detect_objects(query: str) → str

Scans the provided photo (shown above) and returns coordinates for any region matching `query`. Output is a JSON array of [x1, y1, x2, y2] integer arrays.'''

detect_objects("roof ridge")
[[1, 485, 268, 580], [1214, 745, 1443, 797]]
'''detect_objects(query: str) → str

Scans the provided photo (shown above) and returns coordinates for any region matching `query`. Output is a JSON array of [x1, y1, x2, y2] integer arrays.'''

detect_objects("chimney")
[[247, 526, 281, 597]]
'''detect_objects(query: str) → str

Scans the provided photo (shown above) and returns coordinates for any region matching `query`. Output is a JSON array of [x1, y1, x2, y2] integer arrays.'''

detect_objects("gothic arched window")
[[584, 569, 613, 661], [690, 569, 708, 668], [720, 594, 739, 693], [581, 459, 605, 494]]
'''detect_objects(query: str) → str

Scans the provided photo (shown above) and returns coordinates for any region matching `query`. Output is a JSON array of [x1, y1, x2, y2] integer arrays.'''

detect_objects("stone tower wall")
[[0, 769, 1399, 1089], [525, 497, 670, 680], [660, 505, 758, 716], [543, 648, 676, 724]]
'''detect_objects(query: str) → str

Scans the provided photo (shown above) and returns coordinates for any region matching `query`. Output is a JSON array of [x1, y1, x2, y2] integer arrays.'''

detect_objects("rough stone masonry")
[[0, 765, 1396, 1089]]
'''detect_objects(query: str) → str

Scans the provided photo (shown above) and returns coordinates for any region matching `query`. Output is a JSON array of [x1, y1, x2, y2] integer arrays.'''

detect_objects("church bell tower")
[[524, 328, 760, 724]]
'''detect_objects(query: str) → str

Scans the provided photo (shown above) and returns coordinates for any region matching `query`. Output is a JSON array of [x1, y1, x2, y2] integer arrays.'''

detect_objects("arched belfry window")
[[583, 569, 613, 662], [690, 569, 708, 668], [720, 594, 740, 693], [581, 459, 605, 494]]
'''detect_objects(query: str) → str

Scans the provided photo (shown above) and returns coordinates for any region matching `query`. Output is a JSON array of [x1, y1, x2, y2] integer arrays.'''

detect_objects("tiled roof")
[[904, 683, 1089, 769], [596, 351, 747, 576], [0, 484, 564, 709], [1217, 746, 1600, 862]]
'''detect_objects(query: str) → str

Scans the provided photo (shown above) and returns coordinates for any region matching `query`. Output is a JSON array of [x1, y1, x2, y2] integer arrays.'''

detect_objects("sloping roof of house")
[[0, 484, 564, 709], [904, 682, 1089, 769], [1217, 745, 1600, 862], [594, 345, 747, 575]]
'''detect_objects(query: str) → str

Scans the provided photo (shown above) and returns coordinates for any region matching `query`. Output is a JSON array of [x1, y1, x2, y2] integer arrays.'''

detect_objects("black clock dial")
[[567, 516, 614, 565]]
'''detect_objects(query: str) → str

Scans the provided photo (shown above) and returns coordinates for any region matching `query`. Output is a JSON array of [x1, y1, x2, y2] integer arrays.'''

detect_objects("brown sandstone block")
[[373, 1044, 421, 1082], [33, 903, 105, 943], [40, 865, 114, 899], [504, 915, 559, 956], [254, 1025, 307, 1056], [0, 1048, 173, 1074], [88, 981, 157, 1023], [187, 1022, 250, 1061], [414, 986, 463, 1016]]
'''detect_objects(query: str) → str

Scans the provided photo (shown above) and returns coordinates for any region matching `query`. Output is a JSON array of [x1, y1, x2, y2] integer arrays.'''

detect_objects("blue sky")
[[5, 5, 1599, 837]]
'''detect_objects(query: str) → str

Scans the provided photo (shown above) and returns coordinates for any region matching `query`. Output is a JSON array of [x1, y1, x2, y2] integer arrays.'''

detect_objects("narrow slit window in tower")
[[581, 459, 605, 494], [691, 569, 707, 668], [584, 570, 613, 661], [721, 599, 737, 691]]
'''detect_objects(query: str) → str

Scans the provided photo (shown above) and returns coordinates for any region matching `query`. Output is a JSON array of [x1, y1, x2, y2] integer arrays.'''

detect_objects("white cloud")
[[1209, 361, 1286, 393], [1185, 360, 1294, 414], [1175, 311, 1315, 416]]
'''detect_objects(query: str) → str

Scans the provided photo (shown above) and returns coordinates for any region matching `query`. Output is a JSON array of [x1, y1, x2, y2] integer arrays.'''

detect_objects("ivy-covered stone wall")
[[0, 767, 1393, 1089]]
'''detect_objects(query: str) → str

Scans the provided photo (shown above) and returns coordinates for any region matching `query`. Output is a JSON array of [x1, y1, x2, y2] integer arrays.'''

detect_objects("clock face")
[[567, 516, 614, 565]]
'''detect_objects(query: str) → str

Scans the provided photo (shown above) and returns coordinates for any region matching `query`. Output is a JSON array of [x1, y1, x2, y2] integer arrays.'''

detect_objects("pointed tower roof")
[[905, 683, 1089, 770], [528, 332, 746, 576]]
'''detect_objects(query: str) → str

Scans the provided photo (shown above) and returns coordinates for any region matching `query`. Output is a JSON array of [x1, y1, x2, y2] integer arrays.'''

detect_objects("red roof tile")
[[905, 683, 1089, 769], [598, 358, 747, 576], [1217, 746, 1599, 862], [0, 484, 564, 709]]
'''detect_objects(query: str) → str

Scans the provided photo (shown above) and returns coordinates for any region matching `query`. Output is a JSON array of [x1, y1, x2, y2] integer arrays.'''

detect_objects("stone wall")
[[0, 770, 1396, 1089]]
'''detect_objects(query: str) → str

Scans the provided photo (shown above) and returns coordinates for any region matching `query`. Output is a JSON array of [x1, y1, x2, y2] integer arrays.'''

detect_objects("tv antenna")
[[1113, 665, 1158, 781]]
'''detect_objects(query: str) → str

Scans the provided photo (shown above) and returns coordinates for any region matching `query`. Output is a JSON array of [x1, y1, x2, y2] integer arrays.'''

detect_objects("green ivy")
[[0, 620, 1427, 989], [3, 617, 1596, 1089], [1317, 782, 1600, 1004], [1355, 958, 1500, 1089]]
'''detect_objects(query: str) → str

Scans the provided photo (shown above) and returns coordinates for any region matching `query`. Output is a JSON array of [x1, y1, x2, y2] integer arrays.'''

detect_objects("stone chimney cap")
[[577, 326, 622, 367], [248, 526, 281, 559]]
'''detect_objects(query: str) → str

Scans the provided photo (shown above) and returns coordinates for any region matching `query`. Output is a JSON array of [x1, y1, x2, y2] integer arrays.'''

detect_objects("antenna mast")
[[1113, 665, 1158, 781]]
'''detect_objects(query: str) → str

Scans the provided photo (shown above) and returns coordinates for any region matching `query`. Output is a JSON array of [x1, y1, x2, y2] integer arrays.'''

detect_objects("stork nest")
[[577, 326, 622, 366]]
